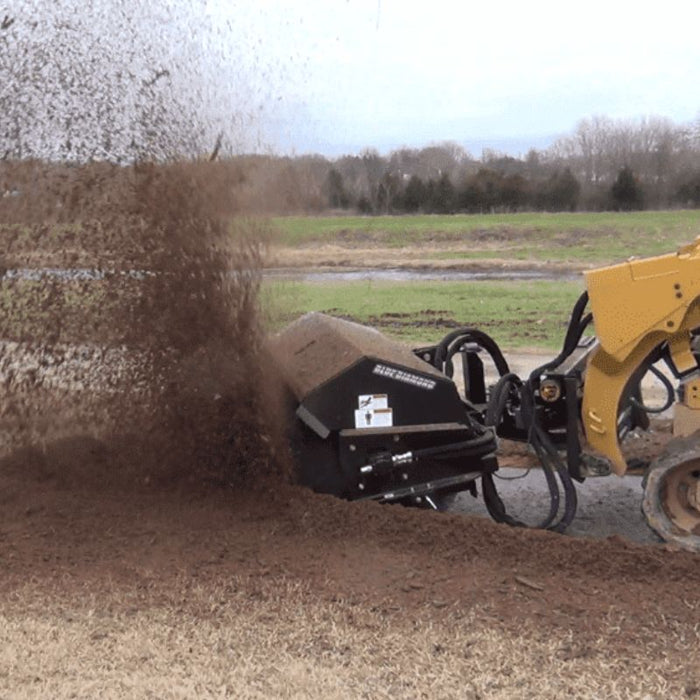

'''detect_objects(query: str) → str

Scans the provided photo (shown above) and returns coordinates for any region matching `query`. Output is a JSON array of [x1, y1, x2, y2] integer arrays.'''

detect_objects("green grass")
[[262, 278, 586, 349], [270, 210, 700, 264]]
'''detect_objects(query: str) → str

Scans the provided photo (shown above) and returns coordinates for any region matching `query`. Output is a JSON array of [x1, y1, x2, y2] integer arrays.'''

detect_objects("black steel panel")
[[299, 357, 465, 436]]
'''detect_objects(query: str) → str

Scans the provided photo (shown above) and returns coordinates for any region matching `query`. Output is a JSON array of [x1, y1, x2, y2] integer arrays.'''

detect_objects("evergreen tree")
[[611, 166, 644, 211], [541, 168, 580, 211], [402, 175, 426, 212], [430, 172, 456, 213]]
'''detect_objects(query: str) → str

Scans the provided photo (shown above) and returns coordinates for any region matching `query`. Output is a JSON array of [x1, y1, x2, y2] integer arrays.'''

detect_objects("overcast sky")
[[211, 0, 700, 157]]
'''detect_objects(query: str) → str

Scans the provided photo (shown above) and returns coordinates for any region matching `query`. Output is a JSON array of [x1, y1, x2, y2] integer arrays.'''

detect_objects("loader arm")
[[582, 239, 700, 475]]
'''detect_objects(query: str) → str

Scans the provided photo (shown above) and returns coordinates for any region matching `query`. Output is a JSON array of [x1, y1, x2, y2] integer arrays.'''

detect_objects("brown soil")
[[1, 433, 696, 624], [2, 436, 700, 697]]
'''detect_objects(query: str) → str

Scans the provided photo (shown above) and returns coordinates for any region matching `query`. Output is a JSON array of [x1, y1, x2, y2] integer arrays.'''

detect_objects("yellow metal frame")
[[582, 239, 700, 475]]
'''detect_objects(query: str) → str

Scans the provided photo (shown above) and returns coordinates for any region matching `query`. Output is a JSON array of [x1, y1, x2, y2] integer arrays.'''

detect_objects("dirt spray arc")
[[0, 3, 288, 488]]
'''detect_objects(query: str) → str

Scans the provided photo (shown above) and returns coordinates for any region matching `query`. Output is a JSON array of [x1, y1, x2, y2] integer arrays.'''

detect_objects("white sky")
[[214, 0, 700, 156]]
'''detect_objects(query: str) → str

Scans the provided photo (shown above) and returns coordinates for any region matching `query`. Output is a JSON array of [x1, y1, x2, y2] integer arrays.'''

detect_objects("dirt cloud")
[[0, 5, 288, 490]]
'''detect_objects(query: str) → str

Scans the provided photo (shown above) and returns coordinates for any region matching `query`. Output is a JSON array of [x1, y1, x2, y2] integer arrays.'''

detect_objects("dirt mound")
[[2, 431, 699, 697], [1, 448, 699, 642]]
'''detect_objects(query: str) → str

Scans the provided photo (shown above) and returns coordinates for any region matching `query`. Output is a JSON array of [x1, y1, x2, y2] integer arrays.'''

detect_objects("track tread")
[[642, 431, 700, 552]]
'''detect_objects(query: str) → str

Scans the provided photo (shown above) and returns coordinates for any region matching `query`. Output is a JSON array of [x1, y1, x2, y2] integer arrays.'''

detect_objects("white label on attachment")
[[354, 407, 393, 428], [358, 394, 388, 410]]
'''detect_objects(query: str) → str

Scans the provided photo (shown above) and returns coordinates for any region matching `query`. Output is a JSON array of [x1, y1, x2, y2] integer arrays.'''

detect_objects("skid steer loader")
[[270, 238, 700, 551]]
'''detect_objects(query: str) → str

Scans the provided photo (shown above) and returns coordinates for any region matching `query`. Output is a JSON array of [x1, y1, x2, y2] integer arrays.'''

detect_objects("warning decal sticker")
[[354, 393, 393, 428]]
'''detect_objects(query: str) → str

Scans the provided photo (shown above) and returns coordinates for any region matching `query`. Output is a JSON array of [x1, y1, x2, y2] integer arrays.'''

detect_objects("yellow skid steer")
[[272, 239, 700, 550]]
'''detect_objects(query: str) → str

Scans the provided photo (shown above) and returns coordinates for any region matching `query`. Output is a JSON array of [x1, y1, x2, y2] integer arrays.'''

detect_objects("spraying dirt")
[[0, 3, 290, 488], [0, 159, 289, 488]]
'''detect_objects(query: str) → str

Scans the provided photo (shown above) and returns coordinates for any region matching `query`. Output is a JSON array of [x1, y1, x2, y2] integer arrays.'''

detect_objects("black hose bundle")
[[431, 327, 511, 378], [477, 291, 592, 532], [438, 291, 678, 532]]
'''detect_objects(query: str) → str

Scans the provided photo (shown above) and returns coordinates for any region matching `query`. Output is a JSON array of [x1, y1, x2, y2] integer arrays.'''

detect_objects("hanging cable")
[[432, 328, 510, 377]]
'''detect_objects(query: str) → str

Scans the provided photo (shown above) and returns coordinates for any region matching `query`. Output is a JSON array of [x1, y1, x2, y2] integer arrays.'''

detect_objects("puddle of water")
[[264, 267, 580, 283], [4, 267, 580, 283]]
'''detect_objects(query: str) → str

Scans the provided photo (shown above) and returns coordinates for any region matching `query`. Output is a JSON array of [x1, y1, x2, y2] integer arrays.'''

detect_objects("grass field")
[[263, 278, 585, 349], [264, 210, 700, 348], [270, 210, 700, 265]]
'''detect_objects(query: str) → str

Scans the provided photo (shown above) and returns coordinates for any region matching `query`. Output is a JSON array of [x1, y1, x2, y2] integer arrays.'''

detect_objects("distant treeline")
[[230, 115, 700, 215], [3, 115, 699, 217]]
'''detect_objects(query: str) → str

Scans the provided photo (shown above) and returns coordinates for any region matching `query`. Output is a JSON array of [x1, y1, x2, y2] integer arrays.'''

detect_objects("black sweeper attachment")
[[270, 313, 497, 509]]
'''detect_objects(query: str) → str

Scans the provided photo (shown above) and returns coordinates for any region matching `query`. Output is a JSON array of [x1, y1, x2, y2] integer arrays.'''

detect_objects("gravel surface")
[[449, 350, 673, 545], [454, 468, 659, 545]]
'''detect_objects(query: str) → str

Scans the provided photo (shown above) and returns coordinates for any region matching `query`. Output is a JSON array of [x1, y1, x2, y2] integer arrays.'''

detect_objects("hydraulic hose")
[[480, 292, 589, 532], [481, 372, 563, 529], [485, 372, 522, 427], [433, 328, 510, 377], [525, 292, 591, 391], [530, 422, 578, 532], [631, 363, 675, 415], [410, 431, 496, 462]]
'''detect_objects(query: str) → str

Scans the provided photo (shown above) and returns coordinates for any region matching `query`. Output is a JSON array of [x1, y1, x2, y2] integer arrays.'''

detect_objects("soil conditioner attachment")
[[270, 239, 700, 552]]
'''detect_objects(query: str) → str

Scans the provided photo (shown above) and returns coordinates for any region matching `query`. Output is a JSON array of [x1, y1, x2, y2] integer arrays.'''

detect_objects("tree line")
[[233, 115, 700, 215], [2, 10, 699, 217]]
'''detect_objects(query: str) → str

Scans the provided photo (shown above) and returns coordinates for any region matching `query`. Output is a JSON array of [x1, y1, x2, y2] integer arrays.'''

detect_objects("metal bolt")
[[402, 473, 408, 481], [349, 444, 356, 452], [393, 435, 400, 442], [358, 482, 365, 490], [539, 378, 561, 402]]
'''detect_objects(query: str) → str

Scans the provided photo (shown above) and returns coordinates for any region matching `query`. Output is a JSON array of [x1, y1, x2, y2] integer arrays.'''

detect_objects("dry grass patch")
[[1, 577, 698, 699]]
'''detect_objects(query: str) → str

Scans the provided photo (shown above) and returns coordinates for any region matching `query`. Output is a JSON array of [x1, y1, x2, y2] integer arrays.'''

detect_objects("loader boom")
[[582, 238, 700, 474]]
